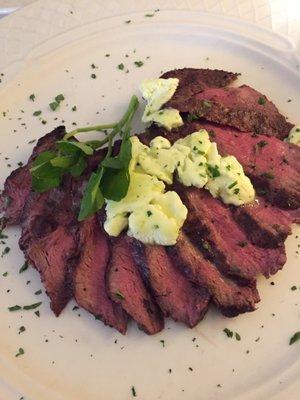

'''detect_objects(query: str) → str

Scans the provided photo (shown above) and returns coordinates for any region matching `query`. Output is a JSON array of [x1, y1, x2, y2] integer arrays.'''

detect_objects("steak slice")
[[183, 85, 293, 139], [107, 235, 164, 335], [182, 188, 286, 280], [233, 197, 292, 248], [169, 120, 300, 209], [167, 233, 260, 317], [19, 178, 78, 316], [73, 216, 128, 334], [26, 226, 77, 316], [131, 240, 210, 328], [0, 126, 65, 228], [160, 68, 240, 111]]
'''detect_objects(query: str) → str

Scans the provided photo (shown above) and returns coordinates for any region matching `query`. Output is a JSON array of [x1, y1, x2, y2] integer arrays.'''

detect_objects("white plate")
[[0, 2, 299, 400]]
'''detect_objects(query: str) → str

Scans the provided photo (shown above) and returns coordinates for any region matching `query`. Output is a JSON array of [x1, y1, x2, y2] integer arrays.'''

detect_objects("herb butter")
[[104, 129, 255, 245], [140, 78, 183, 131], [286, 126, 300, 146]]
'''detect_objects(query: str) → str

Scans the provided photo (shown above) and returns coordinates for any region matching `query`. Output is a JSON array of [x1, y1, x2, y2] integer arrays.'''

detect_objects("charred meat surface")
[[184, 85, 293, 139], [165, 121, 300, 210], [132, 240, 210, 327], [182, 188, 286, 280], [161, 68, 240, 111], [167, 233, 260, 317], [74, 216, 128, 334], [0, 126, 65, 228], [108, 235, 164, 335], [26, 226, 77, 316], [233, 197, 292, 248], [19, 178, 78, 316]]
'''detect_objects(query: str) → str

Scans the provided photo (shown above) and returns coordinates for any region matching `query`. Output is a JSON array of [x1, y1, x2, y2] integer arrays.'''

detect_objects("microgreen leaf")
[[100, 168, 130, 201], [57, 140, 94, 155], [69, 155, 87, 178], [78, 171, 104, 221]]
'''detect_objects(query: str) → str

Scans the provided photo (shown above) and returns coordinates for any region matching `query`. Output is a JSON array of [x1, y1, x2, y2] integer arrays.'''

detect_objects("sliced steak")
[[182, 188, 286, 280], [19, 177, 78, 316], [233, 197, 292, 248], [26, 225, 77, 316], [184, 85, 293, 139], [131, 240, 210, 328], [167, 120, 300, 209], [167, 233, 260, 317], [107, 235, 164, 335], [73, 216, 128, 334], [0, 126, 65, 228], [161, 68, 240, 111]]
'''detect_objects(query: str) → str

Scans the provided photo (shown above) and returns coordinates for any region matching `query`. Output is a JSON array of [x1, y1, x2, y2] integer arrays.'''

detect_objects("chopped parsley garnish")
[[2, 271, 8, 277], [15, 348, 25, 357], [160, 340, 165, 347], [187, 113, 199, 122], [23, 302, 42, 310], [134, 61, 144, 67], [8, 305, 22, 312], [49, 102, 59, 111], [233, 188, 240, 195], [72, 106, 77, 111], [118, 63, 125, 70], [289, 332, 300, 345], [1, 246, 10, 256], [125, 20, 131, 24], [19, 262, 29, 273], [91, 73, 97, 79], [18, 326, 26, 334], [223, 328, 233, 338], [154, 224, 159, 229], [35, 289, 42, 295], [257, 140, 268, 148], [207, 164, 220, 178], [49, 94, 65, 111], [228, 181, 238, 189], [145, 13, 154, 17], [34, 310, 40, 317], [291, 286, 297, 291], [115, 290, 125, 300], [147, 210, 152, 217], [258, 96, 266, 105], [223, 328, 241, 341], [55, 94, 65, 102], [29, 94, 35, 101], [237, 241, 247, 247], [91, 63, 97, 69], [261, 172, 274, 179], [131, 386, 137, 397], [202, 100, 212, 108]]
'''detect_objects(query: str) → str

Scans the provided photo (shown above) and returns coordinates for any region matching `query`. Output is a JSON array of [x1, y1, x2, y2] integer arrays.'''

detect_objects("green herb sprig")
[[30, 95, 139, 221]]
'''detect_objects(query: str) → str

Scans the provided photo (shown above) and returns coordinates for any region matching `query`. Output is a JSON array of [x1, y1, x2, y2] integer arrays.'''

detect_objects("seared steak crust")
[[167, 233, 260, 317], [187, 85, 293, 139], [131, 240, 210, 327], [233, 197, 292, 248], [182, 188, 286, 280], [108, 235, 164, 335], [161, 68, 240, 110], [74, 216, 128, 334], [0, 126, 65, 228]]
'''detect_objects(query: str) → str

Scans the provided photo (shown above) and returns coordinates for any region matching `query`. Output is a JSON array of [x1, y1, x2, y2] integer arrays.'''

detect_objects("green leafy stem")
[[30, 95, 139, 221]]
